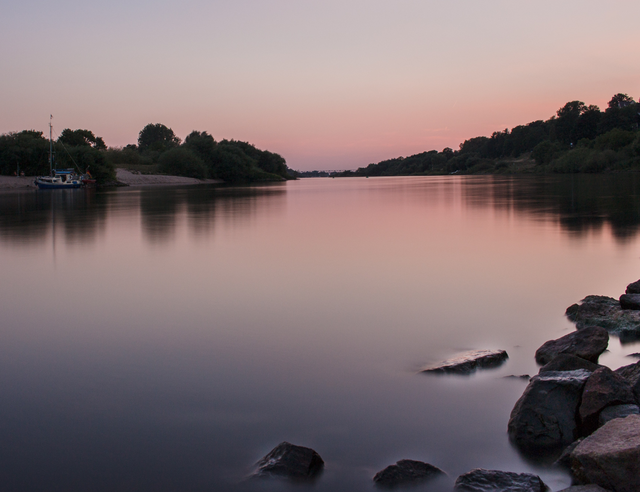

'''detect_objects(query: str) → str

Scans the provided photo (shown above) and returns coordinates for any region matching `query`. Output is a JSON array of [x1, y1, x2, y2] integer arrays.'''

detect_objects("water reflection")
[[2, 176, 640, 492], [0, 184, 287, 246], [1, 176, 640, 248]]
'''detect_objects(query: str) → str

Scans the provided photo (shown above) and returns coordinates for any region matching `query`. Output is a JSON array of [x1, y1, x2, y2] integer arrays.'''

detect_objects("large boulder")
[[252, 442, 324, 480], [420, 349, 508, 374], [570, 414, 640, 492], [508, 370, 591, 457], [539, 354, 601, 374], [535, 327, 608, 365], [614, 360, 640, 402], [566, 295, 640, 338], [453, 468, 548, 491], [579, 367, 636, 433], [373, 459, 446, 488]]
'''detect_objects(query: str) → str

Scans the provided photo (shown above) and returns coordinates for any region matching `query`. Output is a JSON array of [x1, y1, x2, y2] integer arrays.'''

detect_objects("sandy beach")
[[115, 169, 221, 186], [0, 175, 38, 191], [0, 170, 221, 192]]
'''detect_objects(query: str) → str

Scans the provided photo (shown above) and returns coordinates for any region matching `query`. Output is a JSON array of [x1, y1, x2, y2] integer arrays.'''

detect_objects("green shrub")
[[594, 128, 637, 151], [158, 148, 206, 179], [532, 140, 565, 165]]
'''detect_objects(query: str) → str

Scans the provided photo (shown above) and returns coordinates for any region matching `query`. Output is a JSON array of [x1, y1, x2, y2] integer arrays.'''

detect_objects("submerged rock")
[[508, 370, 591, 456], [535, 326, 608, 365], [566, 295, 640, 337], [373, 459, 446, 488], [420, 350, 508, 374], [579, 367, 636, 433], [453, 468, 548, 492], [538, 354, 601, 374], [252, 442, 324, 480], [570, 414, 640, 492]]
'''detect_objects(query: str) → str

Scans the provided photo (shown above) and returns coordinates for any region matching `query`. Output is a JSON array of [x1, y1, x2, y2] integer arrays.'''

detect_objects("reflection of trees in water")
[[0, 190, 108, 245], [465, 175, 640, 242], [0, 185, 287, 247], [139, 184, 286, 243]]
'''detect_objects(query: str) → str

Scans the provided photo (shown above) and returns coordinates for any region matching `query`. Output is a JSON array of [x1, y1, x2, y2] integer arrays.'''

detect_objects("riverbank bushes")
[[108, 125, 294, 183], [345, 93, 640, 177], [0, 123, 293, 185], [0, 129, 116, 183]]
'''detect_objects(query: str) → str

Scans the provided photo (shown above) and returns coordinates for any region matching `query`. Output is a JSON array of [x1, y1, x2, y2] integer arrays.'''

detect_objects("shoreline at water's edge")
[[114, 169, 222, 186], [0, 169, 222, 192]]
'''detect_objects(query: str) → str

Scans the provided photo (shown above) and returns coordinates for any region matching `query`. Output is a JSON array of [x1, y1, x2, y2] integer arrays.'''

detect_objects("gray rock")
[[579, 367, 636, 433], [453, 468, 548, 491], [557, 486, 611, 492], [614, 360, 640, 403], [420, 349, 508, 374], [253, 442, 324, 480], [373, 459, 446, 488], [554, 438, 584, 468], [535, 327, 608, 365], [619, 294, 640, 310], [539, 354, 601, 374], [566, 295, 640, 337], [599, 404, 640, 426], [570, 414, 640, 492], [508, 370, 591, 456], [625, 279, 640, 294]]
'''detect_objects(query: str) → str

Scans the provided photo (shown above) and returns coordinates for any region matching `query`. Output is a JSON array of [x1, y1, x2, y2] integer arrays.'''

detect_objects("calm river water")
[[1, 175, 640, 491]]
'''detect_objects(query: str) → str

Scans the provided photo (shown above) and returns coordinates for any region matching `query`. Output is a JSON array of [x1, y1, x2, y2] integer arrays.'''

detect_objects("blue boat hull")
[[34, 180, 82, 189]]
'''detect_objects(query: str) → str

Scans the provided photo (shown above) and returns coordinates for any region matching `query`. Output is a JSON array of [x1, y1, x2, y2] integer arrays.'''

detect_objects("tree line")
[[0, 123, 293, 184], [343, 93, 640, 177]]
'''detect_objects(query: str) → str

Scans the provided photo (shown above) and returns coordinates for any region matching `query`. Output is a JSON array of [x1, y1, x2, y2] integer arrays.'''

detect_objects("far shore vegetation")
[[2, 93, 639, 184], [332, 93, 640, 178], [0, 123, 294, 185]]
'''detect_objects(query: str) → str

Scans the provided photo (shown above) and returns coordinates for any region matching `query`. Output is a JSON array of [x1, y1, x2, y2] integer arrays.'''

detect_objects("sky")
[[1, 0, 639, 171]]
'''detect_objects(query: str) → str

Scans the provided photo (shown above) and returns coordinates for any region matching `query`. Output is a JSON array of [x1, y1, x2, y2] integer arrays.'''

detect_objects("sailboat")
[[34, 116, 82, 189]]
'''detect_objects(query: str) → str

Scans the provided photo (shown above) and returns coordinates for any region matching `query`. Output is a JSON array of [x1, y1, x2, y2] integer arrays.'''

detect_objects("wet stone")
[[373, 459, 446, 488], [252, 442, 324, 480], [453, 468, 548, 492], [420, 350, 508, 375]]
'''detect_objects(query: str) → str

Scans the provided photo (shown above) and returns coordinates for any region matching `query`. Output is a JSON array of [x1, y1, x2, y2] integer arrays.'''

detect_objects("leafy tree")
[[554, 101, 588, 145], [158, 147, 206, 179], [532, 140, 565, 165], [0, 130, 49, 175], [257, 151, 287, 176], [58, 129, 106, 149], [183, 131, 216, 162], [608, 93, 635, 109], [138, 123, 181, 152], [574, 105, 602, 141]]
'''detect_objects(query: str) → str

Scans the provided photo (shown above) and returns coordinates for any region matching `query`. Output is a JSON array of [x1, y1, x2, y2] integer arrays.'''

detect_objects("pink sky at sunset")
[[1, 0, 638, 170]]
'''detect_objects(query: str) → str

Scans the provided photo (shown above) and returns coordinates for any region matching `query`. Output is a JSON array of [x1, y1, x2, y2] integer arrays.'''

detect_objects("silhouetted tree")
[[138, 123, 181, 152]]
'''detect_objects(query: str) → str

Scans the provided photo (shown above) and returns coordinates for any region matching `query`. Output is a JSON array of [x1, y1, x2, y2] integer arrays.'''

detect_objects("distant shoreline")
[[0, 169, 222, 193]]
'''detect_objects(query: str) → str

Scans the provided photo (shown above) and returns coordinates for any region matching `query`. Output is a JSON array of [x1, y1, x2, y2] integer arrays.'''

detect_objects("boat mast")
[[49, 115, 53, 175]]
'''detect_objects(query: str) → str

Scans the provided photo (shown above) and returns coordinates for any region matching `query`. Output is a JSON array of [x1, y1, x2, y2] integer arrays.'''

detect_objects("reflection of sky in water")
[[1, 176, 640, 491]]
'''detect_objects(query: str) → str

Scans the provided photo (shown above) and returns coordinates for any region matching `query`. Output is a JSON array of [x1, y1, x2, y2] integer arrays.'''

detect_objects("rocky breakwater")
[[566, 279, 640, 343], [508, 279, 640, 491]]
